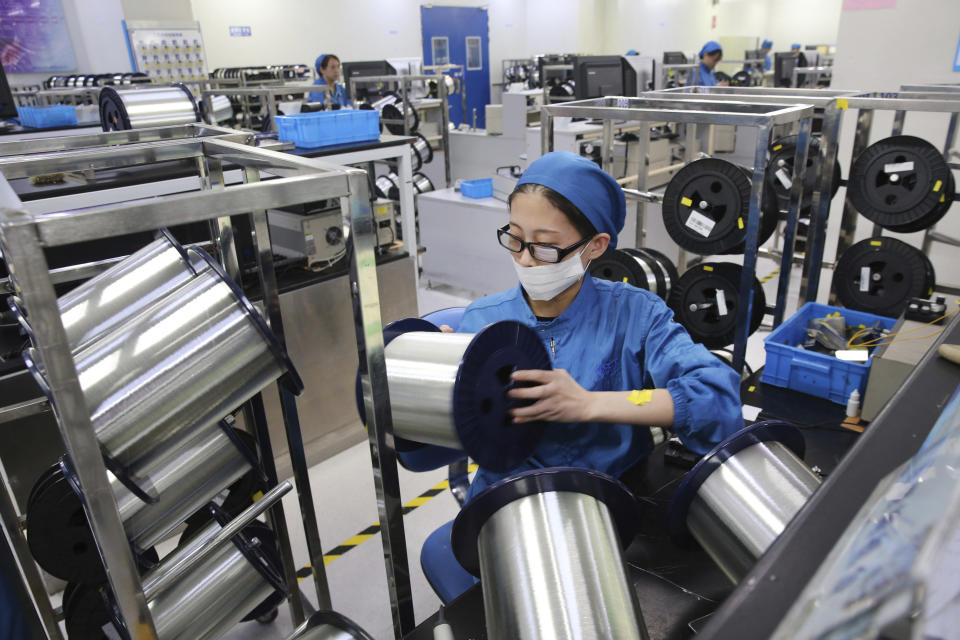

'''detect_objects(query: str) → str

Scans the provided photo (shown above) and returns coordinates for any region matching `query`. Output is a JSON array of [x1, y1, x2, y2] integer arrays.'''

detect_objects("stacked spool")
[[14, 230, 301, 636], [355, 317, 551, 472], [588, 247, 679, 301], [669, 421, 821, 583], [99, 83, 201, 131], [451, 468, 647, 639]]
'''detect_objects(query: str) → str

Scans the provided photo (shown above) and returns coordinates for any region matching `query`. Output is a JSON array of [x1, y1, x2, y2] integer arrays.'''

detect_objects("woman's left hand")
[[507, 369, 595, 424]]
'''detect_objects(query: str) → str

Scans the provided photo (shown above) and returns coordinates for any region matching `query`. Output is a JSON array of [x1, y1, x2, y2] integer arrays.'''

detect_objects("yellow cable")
[[850, 307, 959, 348]]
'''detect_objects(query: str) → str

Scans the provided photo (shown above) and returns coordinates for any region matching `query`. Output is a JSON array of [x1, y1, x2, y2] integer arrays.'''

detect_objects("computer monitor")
[[572, 55, 632, 99], [774, 52, 797, 87], [341, 60, 396, 101], [663, 52, 687, 65], [0, 63, 18, 120]]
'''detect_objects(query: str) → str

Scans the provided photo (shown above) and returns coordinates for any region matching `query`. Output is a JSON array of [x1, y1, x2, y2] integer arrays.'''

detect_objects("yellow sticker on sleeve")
[[870, 240, 882, 246], [627, 389, 654, 406], [681, 197, 693, 207]]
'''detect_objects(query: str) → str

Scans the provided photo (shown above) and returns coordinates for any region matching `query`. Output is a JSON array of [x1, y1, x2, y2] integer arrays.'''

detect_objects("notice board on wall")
[[0, 0, 76, 72], [126, 21, 208, 83]]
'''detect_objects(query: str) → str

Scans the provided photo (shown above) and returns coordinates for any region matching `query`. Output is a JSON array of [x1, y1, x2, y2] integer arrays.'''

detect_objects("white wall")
[[120, 0, 194, 23]]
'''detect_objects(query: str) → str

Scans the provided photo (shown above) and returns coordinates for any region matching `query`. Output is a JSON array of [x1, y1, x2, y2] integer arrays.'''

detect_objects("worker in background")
[[690, 41, 728, 86], [791, 43, 803, 56], [308, 53, 350, 107], [448, 152, 743, 500], [761, 39, 774, 71]]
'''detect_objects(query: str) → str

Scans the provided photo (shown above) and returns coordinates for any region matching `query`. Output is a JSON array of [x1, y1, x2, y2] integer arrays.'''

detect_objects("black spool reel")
[[379, 93, 419, 135], [848, 135, 952, 230], [667, 262, 766, 349], [766, 135, 842, 215], [663, 159, 777, 255], [588, 247, 675, 300], [883, 168, 955, 234], [411, 133, 434, 171], [731, 70, 752, 87], [832, 236, 935, 317]]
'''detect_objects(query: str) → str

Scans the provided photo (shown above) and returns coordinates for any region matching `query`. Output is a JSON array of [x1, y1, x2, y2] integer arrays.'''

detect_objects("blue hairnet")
[[315, 54, 328, 74], [791, 43, 802, 50], [625, 49, 639, 56], [699, 41, 722, 57], [761, 39, 773, 49], [516, 152, 626, 248]]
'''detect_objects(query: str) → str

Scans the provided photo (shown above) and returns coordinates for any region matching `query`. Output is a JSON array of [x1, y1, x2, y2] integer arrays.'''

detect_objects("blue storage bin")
[[274, 109, 379, 148], [17, 105, 78, 129], [461, 178, 493, 198], [761, 302, 897, 404]]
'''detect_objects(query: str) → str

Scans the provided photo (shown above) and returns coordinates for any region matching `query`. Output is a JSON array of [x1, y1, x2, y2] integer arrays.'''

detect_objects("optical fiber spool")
[[427, 74, 461, 98], [375, 172, 400, 200], [202, 94, 235, 124], [640, 247, 679, 297], [588, 247, 676, 300], [412, 171, 435, 195], [668, 421, 821, 583], [766, 135, 842, 216], [411, 133, 434, 171], [284, 611, 376, 640], [99, 83, 200, 131], [22, 245, 303, 496], [355, 318, 550, 472], [107, 507, 286, 640], [365, 92, 419, 135], [832, 236, 935, 318], [663, 158, 779, 255], [848, 135, 953, 231], [667, 262, 766, 349], [882, 167, 955, 234], [451, 468, 647, 640]]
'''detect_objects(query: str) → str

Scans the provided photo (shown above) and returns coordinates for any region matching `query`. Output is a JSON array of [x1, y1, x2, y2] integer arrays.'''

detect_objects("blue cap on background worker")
[[308, 53, 351, 107], [761, 39, 774, 71], [689, 41, 727, 87], [625, 49, 639, 56], [791, 43, 802, 54]]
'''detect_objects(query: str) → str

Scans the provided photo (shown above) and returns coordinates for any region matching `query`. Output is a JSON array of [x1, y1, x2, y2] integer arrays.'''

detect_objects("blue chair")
[[412, 307, 480, 602]]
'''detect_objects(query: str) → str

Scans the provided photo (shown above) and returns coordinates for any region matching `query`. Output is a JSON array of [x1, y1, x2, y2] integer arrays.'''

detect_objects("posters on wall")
[[0, 0, 76, 72]]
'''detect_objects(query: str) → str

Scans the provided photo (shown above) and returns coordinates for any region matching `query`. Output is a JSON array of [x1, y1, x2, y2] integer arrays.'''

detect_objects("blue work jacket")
[[458, 275, 743, 500], [688, 61, 719, 87], [308, 77, 350, 107], [765, 53, 772, 71]]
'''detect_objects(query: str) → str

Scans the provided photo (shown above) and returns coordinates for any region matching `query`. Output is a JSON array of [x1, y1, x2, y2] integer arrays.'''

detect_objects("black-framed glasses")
[[497, 225, 593, 264]]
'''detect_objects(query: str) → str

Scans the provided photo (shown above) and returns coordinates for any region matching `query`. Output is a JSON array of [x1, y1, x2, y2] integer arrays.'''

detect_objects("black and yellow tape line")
[[759, 269, 780, 284], [296, 463, 478, 579]]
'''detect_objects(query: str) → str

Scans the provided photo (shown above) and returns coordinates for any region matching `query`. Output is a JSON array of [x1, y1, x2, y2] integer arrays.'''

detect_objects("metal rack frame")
[[0, 125, 406, 638], [541, 64, 574, 105], [347, 73, 454, 186], [657, 63, 700, 91], [648, 86, 868, 309], [823, 90, 960, 299], [541, 96, 814, 372], [199, 82, 333, 130]]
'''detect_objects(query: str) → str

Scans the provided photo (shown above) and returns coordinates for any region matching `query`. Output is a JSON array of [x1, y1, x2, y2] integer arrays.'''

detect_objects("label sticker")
[[304, 232, 316, 256], [836, 98, 849, 110], [775, 168, 793, 190], [933, 179, 943, 192], [737, 217, 744, 230], [860, 266, 871, 292], [870, 240, 882, 246], [883, 161, 914, 173], [703, 265, 714, 272], [715, 288, 729, 316], [622, 277, 628, 282], [685, 211, 716, 237], [680, 196, 693, 207], [772, 144, 783, 151]]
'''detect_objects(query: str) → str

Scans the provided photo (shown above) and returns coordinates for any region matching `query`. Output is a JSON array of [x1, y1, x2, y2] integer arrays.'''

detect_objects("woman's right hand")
[[439, 325, 454, 333]]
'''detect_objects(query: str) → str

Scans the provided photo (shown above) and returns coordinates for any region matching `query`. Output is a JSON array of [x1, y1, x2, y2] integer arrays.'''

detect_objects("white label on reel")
[[775, 168, 793, 190], [715, 288, 729, 316], [685, 211, 716, 237], [860, 266, 871, 292], [884, 161, 914, 173]]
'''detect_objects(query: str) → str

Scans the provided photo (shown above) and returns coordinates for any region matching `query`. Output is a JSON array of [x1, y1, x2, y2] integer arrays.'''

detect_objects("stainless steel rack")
[[199, 82, 333, 130], [541, 96, 815, 372], [0, 125, 405, 638]]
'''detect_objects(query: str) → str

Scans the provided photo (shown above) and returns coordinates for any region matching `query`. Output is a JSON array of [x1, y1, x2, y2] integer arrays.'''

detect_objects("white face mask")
[[513, 247, 590, 301]]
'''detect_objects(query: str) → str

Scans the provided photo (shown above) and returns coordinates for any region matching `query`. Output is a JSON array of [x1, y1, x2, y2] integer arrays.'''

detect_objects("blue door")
[[420, 5, 490, 129]]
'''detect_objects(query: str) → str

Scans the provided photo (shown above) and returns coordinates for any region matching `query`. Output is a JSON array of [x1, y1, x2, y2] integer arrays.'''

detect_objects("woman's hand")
[[507, 369, 596, 424], [439, 324, 454, 333]]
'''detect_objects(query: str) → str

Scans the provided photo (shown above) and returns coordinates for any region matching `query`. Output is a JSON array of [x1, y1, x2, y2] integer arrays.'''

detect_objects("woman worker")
[[761, 39, 774, 71], [452, 151, 743, 500], [308, 53, 350, 107], [689, 40, 728, 87]]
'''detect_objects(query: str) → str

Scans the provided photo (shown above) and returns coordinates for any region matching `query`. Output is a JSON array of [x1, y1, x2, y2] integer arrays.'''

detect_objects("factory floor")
[[217, 270, 783, 640]]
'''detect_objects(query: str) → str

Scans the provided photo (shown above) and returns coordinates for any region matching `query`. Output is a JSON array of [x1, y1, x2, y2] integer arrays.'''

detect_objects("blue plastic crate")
[[761, 302, 897, 404], [17, 105, 77, 129], [274, 109, 379, 148], [461, 178, 493, 198]]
